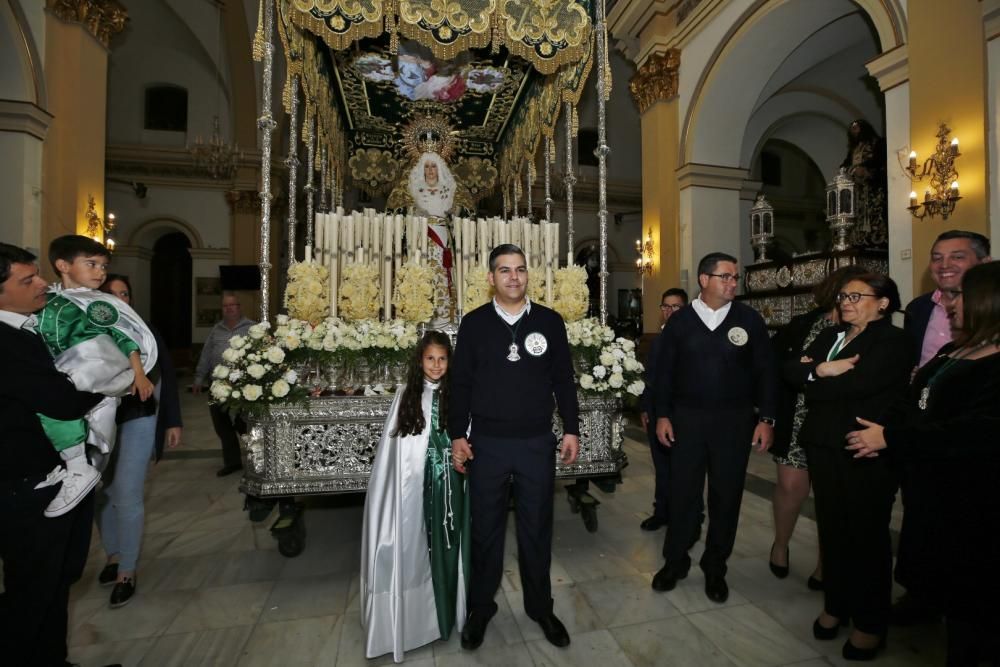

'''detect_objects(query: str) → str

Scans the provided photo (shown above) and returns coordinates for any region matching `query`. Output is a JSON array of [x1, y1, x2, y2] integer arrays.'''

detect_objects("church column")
[[629, 49, 681, 334], [908, 2, 988, 293], [985, 0, 1000, 245], [40, 0, 126, 274], [866, 46, 913, 305], [676, 163, 748, 294]]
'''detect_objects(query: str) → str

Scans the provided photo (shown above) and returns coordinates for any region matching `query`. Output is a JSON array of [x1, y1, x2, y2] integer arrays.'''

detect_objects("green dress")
[[423, 389, 471, 639]]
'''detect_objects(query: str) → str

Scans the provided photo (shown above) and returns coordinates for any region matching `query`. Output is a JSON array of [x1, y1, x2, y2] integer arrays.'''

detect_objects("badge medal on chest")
[[507, 342, 521, 362]]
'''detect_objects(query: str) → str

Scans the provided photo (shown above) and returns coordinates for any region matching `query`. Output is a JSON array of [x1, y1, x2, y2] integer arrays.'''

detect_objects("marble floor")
[[60, 388, 946, 666]]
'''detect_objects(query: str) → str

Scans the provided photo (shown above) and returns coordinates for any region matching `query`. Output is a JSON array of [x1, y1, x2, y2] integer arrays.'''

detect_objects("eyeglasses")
[[835, 292, 878, 304], [660, 303, 683, 311], [707, 273, 741, 283]]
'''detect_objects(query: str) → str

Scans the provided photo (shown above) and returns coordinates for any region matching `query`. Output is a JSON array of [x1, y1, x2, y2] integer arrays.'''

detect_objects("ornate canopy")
[[268, 0, 596, 205]]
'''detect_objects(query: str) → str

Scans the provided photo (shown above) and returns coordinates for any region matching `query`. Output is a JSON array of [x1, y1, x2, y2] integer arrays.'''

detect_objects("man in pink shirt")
[[894, 229, 991, 626]]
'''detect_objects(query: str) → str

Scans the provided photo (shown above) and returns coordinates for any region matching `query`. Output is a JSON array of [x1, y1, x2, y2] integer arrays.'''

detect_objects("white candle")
[[383, 216, 392, 320], [545, 224, 554, 304], [394, 214, 403, 272], [329, 213, 339, 317], [314, 215, 323, 266]]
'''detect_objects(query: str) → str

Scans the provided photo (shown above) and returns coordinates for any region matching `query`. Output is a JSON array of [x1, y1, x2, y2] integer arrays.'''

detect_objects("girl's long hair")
[[394, 331, 451, 437]]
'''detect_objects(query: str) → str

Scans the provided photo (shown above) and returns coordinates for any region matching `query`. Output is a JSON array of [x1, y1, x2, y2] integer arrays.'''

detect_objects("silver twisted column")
[[544, 136, 553, 222], [303, 115, 316, 248], [257, 0, 276, 322], [285, 74, 300, 265], [319, 145, 328, 213], [563, 102, 577, 263], [595, 0, 611, 324]]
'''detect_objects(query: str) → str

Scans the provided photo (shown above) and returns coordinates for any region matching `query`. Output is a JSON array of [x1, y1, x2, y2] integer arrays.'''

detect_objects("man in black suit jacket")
[[0, 243, 104, 666], [895, 230, 991, 626]]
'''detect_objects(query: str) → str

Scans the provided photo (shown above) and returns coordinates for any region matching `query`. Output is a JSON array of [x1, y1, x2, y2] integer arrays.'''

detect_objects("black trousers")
[[467, 432, 555, 620], [647, 424, 705, 529], [0, 479, 94, 666], [893, 464, 943, 605], [209, 403, 245, 467], [808, 446, 896, 635], [663, 406, 754, 576]]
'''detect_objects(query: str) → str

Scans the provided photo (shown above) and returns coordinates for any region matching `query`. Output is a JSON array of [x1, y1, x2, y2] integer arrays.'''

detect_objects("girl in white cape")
[[361, 331, 470, 662]]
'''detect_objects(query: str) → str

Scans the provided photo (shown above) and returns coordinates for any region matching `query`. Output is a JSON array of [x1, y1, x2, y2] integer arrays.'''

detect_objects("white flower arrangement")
[[463, 266, 493, 314], [392, 262, 436, 324], [209, 320, 308, 414], [551, 265, 589, 322], [566, 318, 645, 399], [527, 272, 547, 307], [284, 261, 330, 324], [339, 263, 382, 321]]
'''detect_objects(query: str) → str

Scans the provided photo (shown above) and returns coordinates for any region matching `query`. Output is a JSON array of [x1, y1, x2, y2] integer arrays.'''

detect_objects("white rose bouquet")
[[284, 261, 330, 324], [209, 320, 308, 414], [339, 263, 381, 321], [566, 318, 645, 400]]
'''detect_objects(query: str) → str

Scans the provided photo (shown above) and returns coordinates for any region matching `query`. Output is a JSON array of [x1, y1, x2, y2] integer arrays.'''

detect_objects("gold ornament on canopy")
[[348, 149, 400, 194], [286, 0, 591, 74]]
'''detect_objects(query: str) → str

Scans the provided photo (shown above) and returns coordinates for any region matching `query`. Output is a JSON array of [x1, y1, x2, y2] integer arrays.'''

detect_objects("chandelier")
[[903, 123, 961, 220], [84, 195, 116, 251], [190, 115, 240, 179], [635, 230, 654, 276]]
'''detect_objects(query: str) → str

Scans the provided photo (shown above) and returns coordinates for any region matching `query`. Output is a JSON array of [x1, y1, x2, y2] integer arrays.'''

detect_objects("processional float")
[[224, 0, 630, 553]]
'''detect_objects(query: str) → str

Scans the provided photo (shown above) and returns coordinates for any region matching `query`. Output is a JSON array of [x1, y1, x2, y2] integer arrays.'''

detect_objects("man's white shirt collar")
[[0, 309, 35, 331], [493, 297, 530, 325], [691, 296, 732, 331]]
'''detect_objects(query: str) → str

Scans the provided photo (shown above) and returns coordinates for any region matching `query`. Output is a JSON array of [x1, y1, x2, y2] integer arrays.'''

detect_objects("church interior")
[[2, 0, 998, 665]]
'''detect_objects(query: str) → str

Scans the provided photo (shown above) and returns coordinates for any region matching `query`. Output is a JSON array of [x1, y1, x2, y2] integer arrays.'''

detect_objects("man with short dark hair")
[[893, 229, 991, 626], [193, 291, 254, 477], [449, 244, 579, 650], [651, 252, 776, 603], [0, 243, 104, 666], [638, 287, 691, 532]]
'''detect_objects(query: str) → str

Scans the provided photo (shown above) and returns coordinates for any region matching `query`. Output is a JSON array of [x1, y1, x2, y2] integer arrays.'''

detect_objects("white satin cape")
[[360, 381, 467, 663], [47, 286, 158, 455]]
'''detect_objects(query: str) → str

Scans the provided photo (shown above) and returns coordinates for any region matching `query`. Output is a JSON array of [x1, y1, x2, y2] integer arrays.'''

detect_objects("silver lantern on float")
[[749, 194, 774, 263], [826, 168, 855, 252]]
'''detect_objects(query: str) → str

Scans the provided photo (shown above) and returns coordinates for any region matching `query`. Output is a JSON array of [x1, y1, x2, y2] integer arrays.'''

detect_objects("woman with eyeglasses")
[[784, 272, 911, 660], [767, 265, 868, 590], [845, 262, 1000, 666]]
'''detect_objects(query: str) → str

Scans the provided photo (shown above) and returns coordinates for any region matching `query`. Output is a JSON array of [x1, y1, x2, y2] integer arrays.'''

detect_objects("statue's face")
[[424, 160, 439, 186]]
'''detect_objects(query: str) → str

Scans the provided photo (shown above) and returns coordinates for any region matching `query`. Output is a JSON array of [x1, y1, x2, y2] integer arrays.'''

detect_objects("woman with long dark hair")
[[784, 272, 911, 660], [847, 262, 1000, 665], [95, 274, 183, 607], [361, 331, 469, 662]]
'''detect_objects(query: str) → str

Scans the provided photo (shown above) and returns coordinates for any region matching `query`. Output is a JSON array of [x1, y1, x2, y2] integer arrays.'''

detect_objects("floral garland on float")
[[550, 265, 589, 322], [566, 318, 645, 399], [392, 262, 436, 324], [284, 261, 330, 324], [338, 263, 381, 321]]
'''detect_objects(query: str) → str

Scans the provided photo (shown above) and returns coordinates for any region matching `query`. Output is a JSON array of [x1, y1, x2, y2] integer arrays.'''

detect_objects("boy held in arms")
[[36, 235, 156, 517]]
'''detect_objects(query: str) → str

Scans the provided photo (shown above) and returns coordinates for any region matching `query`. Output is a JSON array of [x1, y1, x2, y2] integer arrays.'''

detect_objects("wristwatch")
[[759, 417, 776, 426]]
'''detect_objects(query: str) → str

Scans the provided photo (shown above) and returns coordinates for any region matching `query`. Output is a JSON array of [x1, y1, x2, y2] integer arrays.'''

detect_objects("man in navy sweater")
[[449, 244, 580, 650], [652, 252, 776, 603]]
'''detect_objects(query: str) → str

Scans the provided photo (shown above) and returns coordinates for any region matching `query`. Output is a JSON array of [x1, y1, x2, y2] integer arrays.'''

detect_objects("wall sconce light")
[[903, 123, 961, 220], [749, 194, 775, 262], [635, 229, 654, 277], [84, 195, 117, 251]]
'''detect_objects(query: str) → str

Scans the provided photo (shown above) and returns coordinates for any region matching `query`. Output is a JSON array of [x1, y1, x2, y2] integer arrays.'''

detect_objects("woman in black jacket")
[[847, 262, 1000, 666], [784, 273, 911, 660], [94, 275, 183, 608], [768, 265, 867, 588]]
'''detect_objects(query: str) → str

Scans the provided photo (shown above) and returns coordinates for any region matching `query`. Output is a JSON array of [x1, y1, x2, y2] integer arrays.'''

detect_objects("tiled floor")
[[63, 388, 946, 666]]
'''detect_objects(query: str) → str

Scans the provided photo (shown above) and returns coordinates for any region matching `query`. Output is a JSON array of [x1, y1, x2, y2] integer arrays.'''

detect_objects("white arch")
[[128, 216, 204, 250]]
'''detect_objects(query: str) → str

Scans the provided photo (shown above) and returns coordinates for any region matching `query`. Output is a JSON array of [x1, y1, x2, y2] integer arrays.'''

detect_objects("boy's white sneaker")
[[44, 464, 100, 518]]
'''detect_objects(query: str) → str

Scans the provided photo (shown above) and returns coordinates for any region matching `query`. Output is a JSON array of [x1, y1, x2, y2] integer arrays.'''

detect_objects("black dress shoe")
[[651, 564, 689, 592], [768, 543, 789, 579], [842, 635, 886, 661], [807, 575, 824, 591], [461, 607, 497, 650], [705, 574, 729, 603], [537, 613, 570, 648], [640, 515, 667, 531], [812, 616, 844, 640], [109, 577, 136, 608], [216, 464, 243, 478], [98, 562, 118, 586]]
